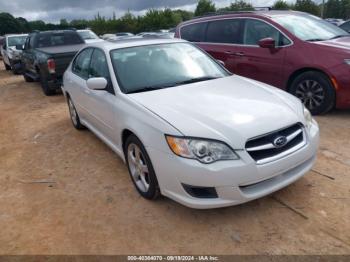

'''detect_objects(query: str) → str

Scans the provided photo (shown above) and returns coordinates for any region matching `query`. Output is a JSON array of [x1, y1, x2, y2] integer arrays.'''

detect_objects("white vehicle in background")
[[1, 34, 28, 74], [101, 34, 117, 40], [77, 29, 103, 43], [62, 38, 319, 209]]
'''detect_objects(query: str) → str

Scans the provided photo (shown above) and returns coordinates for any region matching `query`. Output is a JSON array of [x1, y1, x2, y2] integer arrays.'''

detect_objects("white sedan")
[[62, 38, 319, 209]]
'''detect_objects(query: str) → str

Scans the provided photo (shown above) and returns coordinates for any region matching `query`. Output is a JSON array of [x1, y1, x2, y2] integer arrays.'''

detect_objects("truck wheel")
[[23, 73, 34, 82], [4, 61, 11, 71], [40, 72, 55, 96], [289, 71, 335, 115]]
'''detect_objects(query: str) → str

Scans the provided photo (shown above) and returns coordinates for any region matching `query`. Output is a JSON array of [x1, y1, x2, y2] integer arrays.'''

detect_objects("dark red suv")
[[175, 11, 350, 114]]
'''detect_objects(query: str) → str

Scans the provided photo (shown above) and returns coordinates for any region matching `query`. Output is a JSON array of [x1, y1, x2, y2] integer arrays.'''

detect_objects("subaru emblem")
[[273, 136, 288, 148]]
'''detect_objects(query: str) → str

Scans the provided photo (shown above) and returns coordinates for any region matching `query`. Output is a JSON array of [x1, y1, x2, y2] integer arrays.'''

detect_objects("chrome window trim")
[[178, 16, 294, 48]]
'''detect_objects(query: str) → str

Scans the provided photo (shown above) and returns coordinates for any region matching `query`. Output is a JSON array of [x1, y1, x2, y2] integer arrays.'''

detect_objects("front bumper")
[[147, 123, 319, 209]]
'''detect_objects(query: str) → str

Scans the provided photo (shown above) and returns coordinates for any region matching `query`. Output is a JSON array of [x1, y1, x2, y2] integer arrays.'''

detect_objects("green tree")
[[272, 0, 292, 10], [0, 12, 21, 35], [28, 20, 47, 31], [194, 0, 216, 16], [295, 0, 320, 16], [219, 0, 254, 11], [16, 17, 31, 33], [341, 0, 350, 19]]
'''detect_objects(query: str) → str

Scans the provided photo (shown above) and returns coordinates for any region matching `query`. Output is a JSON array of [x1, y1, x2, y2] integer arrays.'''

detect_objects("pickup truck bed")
[[36, 44, 84, 76]]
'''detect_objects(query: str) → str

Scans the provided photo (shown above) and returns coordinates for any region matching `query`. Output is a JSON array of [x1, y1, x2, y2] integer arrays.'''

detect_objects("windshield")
[[78, 30, 99, 40], [110, 43, 229, 94], [8, 36, 27, 47], [272, 14, 349, 41]]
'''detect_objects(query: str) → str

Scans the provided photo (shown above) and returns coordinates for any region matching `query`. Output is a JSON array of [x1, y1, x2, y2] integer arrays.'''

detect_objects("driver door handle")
[[225, 51, 245, 57]]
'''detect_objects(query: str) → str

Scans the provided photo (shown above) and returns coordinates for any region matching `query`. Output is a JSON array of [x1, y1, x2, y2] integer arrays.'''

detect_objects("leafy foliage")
[[218, 0, 254, 11], [295, 0, 320, 16], [2, 0, 348, 37], [272, 0, 293, 10], [194, 0, 216, 16]]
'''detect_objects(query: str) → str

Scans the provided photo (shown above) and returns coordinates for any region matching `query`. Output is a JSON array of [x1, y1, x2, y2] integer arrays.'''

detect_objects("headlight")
[[303, 106, 313, 129], [344, 59, 350, 65], [165, 136, 239, 164]]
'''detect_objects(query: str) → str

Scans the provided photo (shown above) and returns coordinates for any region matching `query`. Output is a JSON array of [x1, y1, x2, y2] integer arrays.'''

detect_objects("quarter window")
[[72, 48, 93, 79], [243, 19, 291, 46], [206, 19, 243, 44], [180, 22, 207, 42]]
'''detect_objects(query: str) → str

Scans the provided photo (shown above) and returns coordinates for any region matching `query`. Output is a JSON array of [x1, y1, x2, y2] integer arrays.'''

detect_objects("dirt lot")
[[0, 62, 349, 255]]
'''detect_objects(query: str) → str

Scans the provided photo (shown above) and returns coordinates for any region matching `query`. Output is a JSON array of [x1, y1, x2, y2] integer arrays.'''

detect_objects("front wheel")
[[289, 71, 335, 115], [125, 135, 160, 200], [4, 61, 11, 71]]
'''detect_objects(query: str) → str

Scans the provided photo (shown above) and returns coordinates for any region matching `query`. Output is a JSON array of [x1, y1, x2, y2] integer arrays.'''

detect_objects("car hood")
[[313, 36, 350, 51], [129, 76, 303, 149]]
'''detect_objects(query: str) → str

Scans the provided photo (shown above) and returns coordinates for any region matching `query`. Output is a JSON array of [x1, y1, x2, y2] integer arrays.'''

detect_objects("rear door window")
[[180, 22, 207, 42], [72, 48, 93, 79], [206, 19, 243, 44], [243, 19, 291, 46]]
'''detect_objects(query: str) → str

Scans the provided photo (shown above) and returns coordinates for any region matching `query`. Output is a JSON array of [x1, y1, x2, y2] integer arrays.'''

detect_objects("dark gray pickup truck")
[[21, 30, 85, 95]]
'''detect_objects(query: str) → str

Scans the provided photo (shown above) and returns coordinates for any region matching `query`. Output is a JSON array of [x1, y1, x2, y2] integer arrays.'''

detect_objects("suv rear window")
[[206, 19, 243, 44], [180, 22, 207, 42], [36, 32, 83, 48]]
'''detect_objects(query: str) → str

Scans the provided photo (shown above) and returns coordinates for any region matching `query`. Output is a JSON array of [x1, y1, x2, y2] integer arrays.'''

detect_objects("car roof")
[[180, 10, 308, 25], [5, 34, 28, 38], [85, 37, 187, 51], [32, 30, 77, 35]]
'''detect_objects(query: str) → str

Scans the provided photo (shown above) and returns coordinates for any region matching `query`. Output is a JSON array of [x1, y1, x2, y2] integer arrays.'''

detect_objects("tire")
[[289, 71, 335, 115], [23, 73, 34, 82], [40, 72, 55, 96], [124, 135, 160, 200], [4, 61, 11, 71], [67, 96, 85, 130], [10, 60, 16, 75]]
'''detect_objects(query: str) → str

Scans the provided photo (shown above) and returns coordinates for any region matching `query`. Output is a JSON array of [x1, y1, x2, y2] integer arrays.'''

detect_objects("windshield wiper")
[[173, 76, 220, 86], [306, 38, 326, 42], [329, 34, 350, 40], [126, 76, 220, 94], [126, 86, 164, 94]]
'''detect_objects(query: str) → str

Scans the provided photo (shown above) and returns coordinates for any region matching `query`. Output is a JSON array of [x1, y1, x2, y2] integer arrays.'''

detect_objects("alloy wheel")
[[68, 99, 78, 126], [127, 143, 150, 193], [295, 80, 325, 110]]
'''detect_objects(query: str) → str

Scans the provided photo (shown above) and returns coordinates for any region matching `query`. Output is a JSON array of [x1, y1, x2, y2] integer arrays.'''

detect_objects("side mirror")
[[16, 44, 23, 50], [87, 77, 107, 90], [217, 60, 225, 67], [258, 37, 276, 49]]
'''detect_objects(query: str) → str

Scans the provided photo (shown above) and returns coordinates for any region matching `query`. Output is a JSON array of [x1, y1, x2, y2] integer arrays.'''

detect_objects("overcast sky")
[[0, 0, 284, 22]]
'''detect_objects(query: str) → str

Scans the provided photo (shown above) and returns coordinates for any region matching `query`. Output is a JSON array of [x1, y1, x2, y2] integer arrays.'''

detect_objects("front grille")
[[245, 123, 306, 164]]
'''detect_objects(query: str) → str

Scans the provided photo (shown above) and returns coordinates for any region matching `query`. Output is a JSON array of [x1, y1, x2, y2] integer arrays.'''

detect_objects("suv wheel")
[[124, 135, 160, 200], [67, 97, 85, 130], [290, 71, 335, 115]]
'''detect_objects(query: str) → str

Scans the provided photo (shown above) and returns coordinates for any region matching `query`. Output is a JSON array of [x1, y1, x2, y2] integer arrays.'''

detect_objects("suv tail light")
[[47, 59, 56, 74]]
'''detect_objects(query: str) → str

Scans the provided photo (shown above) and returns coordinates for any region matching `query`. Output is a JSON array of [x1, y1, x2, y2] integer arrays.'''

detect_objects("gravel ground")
[[0, 63, 349, 255]]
